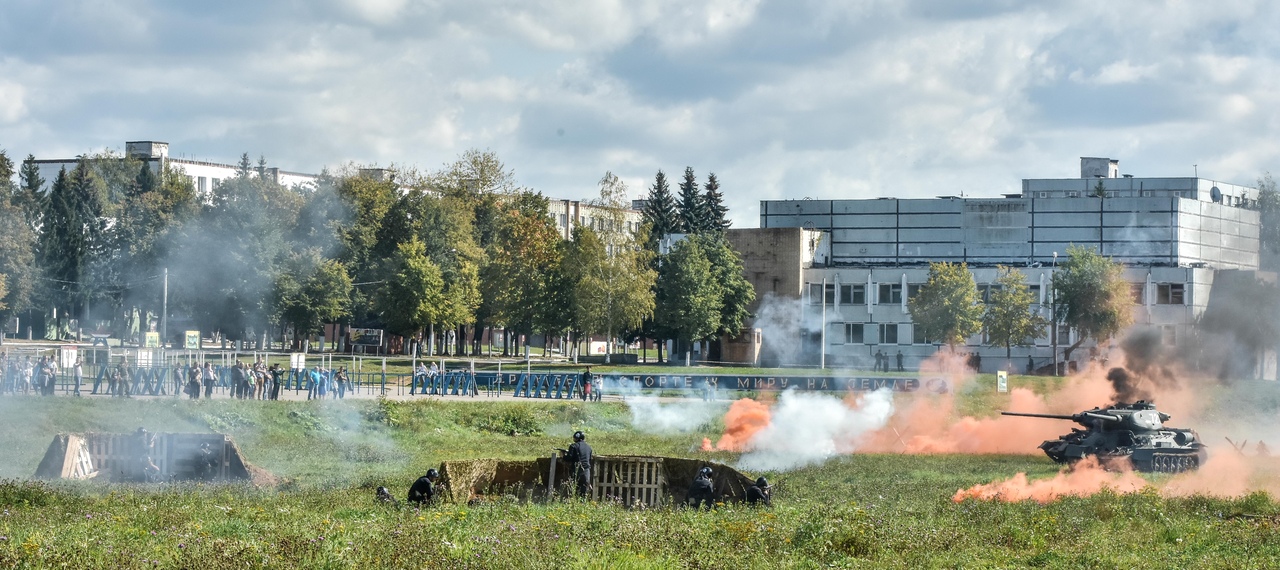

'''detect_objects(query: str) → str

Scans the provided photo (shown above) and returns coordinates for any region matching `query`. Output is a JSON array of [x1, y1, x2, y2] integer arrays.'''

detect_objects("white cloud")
[[0, 81, 27, 123]]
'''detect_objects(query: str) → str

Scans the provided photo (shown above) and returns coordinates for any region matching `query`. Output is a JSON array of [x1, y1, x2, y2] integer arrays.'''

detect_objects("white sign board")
[[135, 349, 154, 367], [60, 346, 78, 368], [997, 370, 1008, 393], [290, 353, 306, 370]]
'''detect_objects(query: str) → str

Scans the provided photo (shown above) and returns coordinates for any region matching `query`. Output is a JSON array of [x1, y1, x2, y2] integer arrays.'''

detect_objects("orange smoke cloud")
[[706, 398, 771, 452], [952, 457, 1149, 503]]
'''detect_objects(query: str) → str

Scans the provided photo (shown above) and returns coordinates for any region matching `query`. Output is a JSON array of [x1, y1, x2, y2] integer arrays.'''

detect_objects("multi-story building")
[[24, 140, 320, 193], [751, 157, 1271, 377], [548, 198, 644, 240]]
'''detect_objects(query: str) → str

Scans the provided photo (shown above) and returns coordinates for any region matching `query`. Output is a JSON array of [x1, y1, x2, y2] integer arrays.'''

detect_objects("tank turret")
[[1001, 401, 1206, 473]]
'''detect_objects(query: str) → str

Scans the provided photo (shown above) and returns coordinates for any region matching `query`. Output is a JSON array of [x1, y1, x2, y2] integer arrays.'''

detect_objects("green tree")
[[908, 262, 984, 349], [983, 266, 1048, 362], [38, 162, 106, 338], [271, 250, 353, 350], [567, 173, 657, 362], [0, 185, 34, 321], [15, 155, 46, 232], [375, 239, 445, 345], [1052, 245, 1132, 360], [484, 191, 561, 356], [656, 237, 721, 363], [676, 166, 705, 234], [641, 170, 678, 247], [1092, 179, 1107, 198], [697, 233, 754, 337], [702, 173, 730, 231], [1257, 172, 1280, 271]]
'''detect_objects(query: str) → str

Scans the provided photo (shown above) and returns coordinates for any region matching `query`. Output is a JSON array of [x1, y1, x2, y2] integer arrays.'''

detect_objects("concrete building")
[[548, 198, 644, 240], [24, 140, 320, 193], [751, 158, 1272, 377]]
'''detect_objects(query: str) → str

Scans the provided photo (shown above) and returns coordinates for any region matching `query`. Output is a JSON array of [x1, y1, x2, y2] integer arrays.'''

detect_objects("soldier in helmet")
[[746, 476, 772, 506], [562, 431, 592, 497], [408, 468, 440, 506], [687, 466, 717, 510], [376, 486, 399, 506]]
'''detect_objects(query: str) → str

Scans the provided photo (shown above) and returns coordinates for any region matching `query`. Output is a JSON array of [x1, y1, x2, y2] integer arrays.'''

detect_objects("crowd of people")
[[0, 353, 68, 396]]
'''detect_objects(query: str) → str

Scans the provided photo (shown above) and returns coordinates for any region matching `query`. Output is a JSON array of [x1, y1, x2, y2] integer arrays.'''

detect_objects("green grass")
[[0, 394, 1277, 568]]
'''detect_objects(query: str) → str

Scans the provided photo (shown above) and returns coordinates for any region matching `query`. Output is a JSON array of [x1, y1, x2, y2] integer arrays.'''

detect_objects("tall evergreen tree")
[[702, 173, 730, 232], [16, 155, 45, 232], [676, 166, 705, 234], [641, 170, 678, 244], [0, 150, 13, 194]]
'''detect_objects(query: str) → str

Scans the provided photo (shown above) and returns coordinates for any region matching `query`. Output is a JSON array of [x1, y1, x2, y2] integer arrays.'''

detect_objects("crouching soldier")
[[408, 468, 440, 506], [687, 466, 717, 510], [746, 477, 772, 506], [376, 486, 399, 507]]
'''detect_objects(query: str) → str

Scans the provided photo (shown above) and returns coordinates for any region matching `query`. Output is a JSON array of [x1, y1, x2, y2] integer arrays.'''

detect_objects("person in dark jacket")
[[687, 466, 717, 510], [408, 468, 440, 506], [745, 477, 772, 506], [563, 431, 592, 497]]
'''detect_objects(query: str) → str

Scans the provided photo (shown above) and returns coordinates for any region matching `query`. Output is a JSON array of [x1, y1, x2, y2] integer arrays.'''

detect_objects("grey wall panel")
[[833, 243, 897, 257], [833, 200, 896, 214], [899, 199, 964, 214], [899, 228, 965, 242], [898, 213, 964, 228], [1036, 227, 1103, 242], [832, 213, 898, 228], [1101, 227, 1174, 242], [1033, 198, 1106, 213], [1102, 211, 1174, 226], [897, 243, 966, 258], [763, 214, 832, 228], [832, 228, 896, 242]]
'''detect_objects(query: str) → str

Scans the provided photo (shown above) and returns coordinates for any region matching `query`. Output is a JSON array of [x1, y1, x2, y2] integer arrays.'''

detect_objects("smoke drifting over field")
[[699, 325, 1280, 500]]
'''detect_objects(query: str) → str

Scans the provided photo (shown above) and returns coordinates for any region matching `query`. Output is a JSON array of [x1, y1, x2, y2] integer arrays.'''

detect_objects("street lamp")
[[1051, 252, 1058, 376]]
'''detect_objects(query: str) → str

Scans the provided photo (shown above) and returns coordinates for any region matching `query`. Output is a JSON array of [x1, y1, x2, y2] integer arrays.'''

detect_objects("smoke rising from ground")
[[752, 293, 811, 367], [626, 396, 722, 433]]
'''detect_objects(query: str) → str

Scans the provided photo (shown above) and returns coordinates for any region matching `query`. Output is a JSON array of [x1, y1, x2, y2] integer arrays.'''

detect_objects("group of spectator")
[[0, 354, 61, 395]]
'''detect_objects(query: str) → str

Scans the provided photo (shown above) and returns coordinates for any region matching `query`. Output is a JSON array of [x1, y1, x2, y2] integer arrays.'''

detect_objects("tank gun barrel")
[[1000, 411, 1075, 420], [1001, 411, 1121, 424]]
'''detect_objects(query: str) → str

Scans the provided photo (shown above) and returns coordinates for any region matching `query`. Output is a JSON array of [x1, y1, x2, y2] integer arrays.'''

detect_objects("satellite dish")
[[1210, 186, 1222, 203]]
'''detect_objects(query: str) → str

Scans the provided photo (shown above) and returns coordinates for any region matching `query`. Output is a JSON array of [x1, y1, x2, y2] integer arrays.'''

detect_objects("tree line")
[[0, 147, 752, 361]]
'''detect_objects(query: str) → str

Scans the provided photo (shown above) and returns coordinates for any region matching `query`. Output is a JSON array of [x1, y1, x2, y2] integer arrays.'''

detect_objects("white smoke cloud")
[[736, 388, 894, 472], [627, 396, 722, 433]]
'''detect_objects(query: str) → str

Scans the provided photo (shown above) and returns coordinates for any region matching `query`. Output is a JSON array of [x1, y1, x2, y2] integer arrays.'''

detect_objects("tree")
[[676, 166, 705, 234], [15, 155, 45, 232], [641, 170, 678, 247], [484, 191, 561, 356], [1052, 245, 1132, 360], [908, 262, 984, 349], [37, 162, 106, 338], [698, 233, 754, 338], [702, 173, 730, 231], [983, 266, 1048, 361], [0, 191, 35, 320], [271, 250, 352, 349], [1091, 179, 1107, 198], [375, 238, 445, 344], [568, 173, 657, 362], [655, 237, 721, 363], [1257, 172, 1280, 271]]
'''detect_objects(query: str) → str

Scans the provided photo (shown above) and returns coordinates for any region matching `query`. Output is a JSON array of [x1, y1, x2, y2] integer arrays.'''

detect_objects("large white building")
[[752, 158, 1271, 377], [24, 140, 320, 193]]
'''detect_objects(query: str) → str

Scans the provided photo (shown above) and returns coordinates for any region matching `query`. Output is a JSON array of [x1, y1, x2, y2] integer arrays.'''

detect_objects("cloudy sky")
[[2, 0, 1278, 226]]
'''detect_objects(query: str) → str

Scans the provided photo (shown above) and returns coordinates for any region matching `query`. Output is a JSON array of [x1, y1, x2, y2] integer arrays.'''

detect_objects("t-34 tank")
[[1001, 401, 1207, 473]]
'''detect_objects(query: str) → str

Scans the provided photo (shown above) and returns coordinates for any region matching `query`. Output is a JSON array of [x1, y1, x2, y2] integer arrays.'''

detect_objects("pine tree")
[[133, 161, 158, 197], [237, 153, 252, 178], [676, 166, 704, 234], [641, 170, 678, 244], [16, 155, 45, 231], [702, 173, 729, 232]]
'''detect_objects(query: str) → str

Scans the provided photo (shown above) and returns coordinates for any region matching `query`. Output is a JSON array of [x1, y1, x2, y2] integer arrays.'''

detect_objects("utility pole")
[[820, 277, 827, 370], [1050, 253, 1058, 377], [162, 267, 169, 349]]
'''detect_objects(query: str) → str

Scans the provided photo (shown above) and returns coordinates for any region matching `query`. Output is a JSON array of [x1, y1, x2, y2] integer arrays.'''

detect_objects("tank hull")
[[1038, 428, 1208, 473]]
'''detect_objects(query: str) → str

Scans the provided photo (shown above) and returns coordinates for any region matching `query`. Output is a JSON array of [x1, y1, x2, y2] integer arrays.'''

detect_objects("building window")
[[1131, 283, 1145, 304], [559, 214, 567, 227], [912, 325, 928, 345], [1066, 191, 1080, 198], [824, 284, 836, 305], [980, 284, 1003, 303], [1161, 325, 1177, 346], [1156, 283, 1184, 305], [198, 176, 207, 193], [844, 323, 864, 344], [212, 178, 220, 189], [878, 283, 902, 304], [840, 284, 866, 305], [907, 284, 922, 300], [1038, 191, 1048, 199], [880, 323, 899, 345], [1028, 284, 1041, 303]]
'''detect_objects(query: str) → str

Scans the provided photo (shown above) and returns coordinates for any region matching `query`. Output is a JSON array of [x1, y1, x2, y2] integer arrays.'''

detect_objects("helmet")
[[699, 467, 712, 478], [756, 477, 768, 487], [573, 431, 585, 442], [425, 468, 439, 480]]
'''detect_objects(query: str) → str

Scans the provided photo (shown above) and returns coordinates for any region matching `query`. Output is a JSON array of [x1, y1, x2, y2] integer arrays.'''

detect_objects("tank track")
[[1131, 451, 1201, 473]]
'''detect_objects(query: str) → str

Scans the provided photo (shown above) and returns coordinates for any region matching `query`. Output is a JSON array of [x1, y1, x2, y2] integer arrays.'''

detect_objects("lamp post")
[[1050, 252, 1058, 376]]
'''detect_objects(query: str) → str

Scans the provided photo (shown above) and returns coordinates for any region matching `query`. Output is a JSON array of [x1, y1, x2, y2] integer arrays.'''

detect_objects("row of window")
[[811, 282, 1186, 305], [838, 322, 1176, 346]]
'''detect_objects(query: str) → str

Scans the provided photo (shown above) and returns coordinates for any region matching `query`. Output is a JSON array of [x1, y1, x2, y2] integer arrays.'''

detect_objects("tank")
[[1001, 400, 1207, 473]]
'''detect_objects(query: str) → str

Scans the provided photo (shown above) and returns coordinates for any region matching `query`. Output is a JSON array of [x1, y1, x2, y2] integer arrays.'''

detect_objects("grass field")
[[0, 389, 1278, 569]]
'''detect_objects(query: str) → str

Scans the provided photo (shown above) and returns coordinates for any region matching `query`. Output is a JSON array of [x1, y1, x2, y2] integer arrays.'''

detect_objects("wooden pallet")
[[591, 456, 666, 507]]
